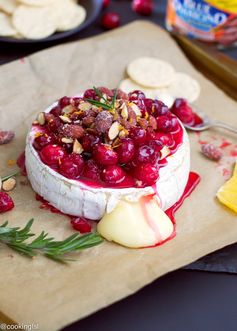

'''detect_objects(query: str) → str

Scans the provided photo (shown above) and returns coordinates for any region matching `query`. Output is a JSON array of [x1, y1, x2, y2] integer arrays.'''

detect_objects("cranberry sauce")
[[17, 152, 27, 176], [145, 171, 201, 248], [170, 98, 204, 128], [31, 88, 184, 189]]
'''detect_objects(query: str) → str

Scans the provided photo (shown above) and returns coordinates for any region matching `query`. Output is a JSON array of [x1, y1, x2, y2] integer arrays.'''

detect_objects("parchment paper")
[[0, 21, 237, 331]]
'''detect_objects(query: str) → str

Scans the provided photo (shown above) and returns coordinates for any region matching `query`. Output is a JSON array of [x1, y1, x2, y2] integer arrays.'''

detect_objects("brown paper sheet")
[[0, 21, 237, 331]]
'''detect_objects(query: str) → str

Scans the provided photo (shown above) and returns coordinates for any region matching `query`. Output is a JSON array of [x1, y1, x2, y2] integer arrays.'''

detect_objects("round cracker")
[[0, 12, 17, 36], [167, 72, 201, 103], [0, 0, 18, 14], [119, 78, 174, 107], [12, 5, 56, 39], [50, 0, 86, 32], [18, 0, 57, 6], [127, 57, 175, 88]]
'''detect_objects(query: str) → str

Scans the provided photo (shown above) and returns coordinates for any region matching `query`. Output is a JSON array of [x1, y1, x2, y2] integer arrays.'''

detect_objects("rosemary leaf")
[[0, 219, 103, 263]]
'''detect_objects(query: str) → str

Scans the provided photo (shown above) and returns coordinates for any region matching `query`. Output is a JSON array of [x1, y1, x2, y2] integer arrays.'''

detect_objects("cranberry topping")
[[81, 134, 101, 152], [40, 144, 66, 167], [129, 127, 147, 145], [59, 154, 84, 179], [93, 143, 118, 165], [33, 133, 55, 150], [101, 165, 126, 184], [134, 163, 159, 186], [50, 106, 62, 117], [71, 217, 92, 233], [134, 145, 157, 164], [115, 138, 135, 164], [83, 159, 100, 181], [170, 98, 195, 125], [32, 87, 184, 189], [128, 90, 146, 101], [59, 96, 71, 108], [0, 192, 14, 213]]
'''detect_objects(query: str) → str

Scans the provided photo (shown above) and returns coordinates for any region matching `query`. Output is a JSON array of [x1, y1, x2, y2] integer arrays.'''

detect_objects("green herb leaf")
[[2, 171, 19, 182], [0, 219, 103, 263]]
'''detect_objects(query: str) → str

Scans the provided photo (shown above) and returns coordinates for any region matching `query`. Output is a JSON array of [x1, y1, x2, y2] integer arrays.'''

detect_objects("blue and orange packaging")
[[166, 0, 237, 46]]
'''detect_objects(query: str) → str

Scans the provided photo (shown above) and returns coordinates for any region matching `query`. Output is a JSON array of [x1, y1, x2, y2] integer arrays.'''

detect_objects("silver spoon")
[[183, 107, 237, 134]]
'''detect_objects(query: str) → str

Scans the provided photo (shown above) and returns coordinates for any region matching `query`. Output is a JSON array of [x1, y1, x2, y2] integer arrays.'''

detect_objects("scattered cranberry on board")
[[132, 0, 154, 16], [71, 217, 92, 233], [0, 192, 14, 213], [101, 12, 120, 30]]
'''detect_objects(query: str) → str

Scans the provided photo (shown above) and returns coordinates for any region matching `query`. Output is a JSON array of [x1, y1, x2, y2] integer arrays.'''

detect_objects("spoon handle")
[[212, 121, 237, 134]]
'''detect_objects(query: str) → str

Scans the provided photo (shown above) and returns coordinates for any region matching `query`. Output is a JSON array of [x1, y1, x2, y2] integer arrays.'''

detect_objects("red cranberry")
[[59, 96, 71, 108], [153, 132, 175, 148], [71, 217, 92, 233], [115, 138, 135, 164], [143, 99, 169, 117], [81, 134, 101, 152], [47, 117, 61, 133], [33, 133, 55, 151], [156, 115, 174, 133], [101, 12, 120, 30], [98, 87, 113, 97], [93, 144, 118, 165], [83, 89, 97, 100], [134, 145, 157, 164], [101, 165, 125, 184], [59, 154, 84, 179], [72, 97, 83, 107], [40, 144, 66, 167], [170, 98, 195, 125], [132, 0, 154, 16], [102, 0, 110, 8], [0, 192, 14, 213], [128, 90, 146, 101], [50, 105, 62, 117], [129, 127, 147, 145], [83, 159, 100, 181], [134, 163, 159, 186]]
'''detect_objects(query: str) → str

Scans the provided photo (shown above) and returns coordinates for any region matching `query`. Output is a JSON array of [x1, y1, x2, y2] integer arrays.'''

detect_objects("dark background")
[[1, 1, 237, 331]]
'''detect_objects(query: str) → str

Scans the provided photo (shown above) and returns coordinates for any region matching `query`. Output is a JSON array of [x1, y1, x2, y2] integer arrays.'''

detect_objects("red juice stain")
[[219, 139, 232, 149], [143, 172, 201, 248], [17, 152, 27, 176], [193, 113, 204, 127]]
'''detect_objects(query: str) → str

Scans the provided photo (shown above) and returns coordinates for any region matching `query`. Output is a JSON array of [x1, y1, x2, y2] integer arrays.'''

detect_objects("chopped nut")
[[73, 139, 84, 154], [94, 111, 113, 133], [2, 177, 17, 192], [130, 103, 141, 116], [121, 103, 128, 119], [160, 146, 170, 160], [59, 115, 72, 123], [62, 105, 74, 114], [119, 130, 128, 138], [61, 137, 73, 144], [37, 112, 45, 125], [108, 122, 120, 140], [78, 102, 92, 111], [61, 124, 84, 139]]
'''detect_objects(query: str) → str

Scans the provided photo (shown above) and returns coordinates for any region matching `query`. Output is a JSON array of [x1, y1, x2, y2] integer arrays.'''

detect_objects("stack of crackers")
[[0, 0, 86, 40], [120, 57, 201, 107]]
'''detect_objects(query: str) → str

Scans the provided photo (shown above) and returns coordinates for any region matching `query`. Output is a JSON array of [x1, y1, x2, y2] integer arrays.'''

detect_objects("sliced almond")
[[78, 101, 91, 111], [61, 137, 73, 144], [62, 105, 74, 114], [2, 177, 17, 192], [108, 121, 120, 140], [37, 112, 45, 125], [59, 115, 72, 123], [32, 120, 39, 125], [130, 103, 141, 116], [121, 103, 128, 119], [73, 139, 84, 154], [160, 146, 170, 160]]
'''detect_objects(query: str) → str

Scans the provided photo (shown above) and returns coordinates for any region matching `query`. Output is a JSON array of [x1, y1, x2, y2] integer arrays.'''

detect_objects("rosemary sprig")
[[0, 219, 103, 263], [2, 171, 19, 182], [85, 87, 118, 111]]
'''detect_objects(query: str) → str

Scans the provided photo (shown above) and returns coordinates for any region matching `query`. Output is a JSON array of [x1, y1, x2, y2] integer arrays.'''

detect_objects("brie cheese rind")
[[25, 100, 190, 220]]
